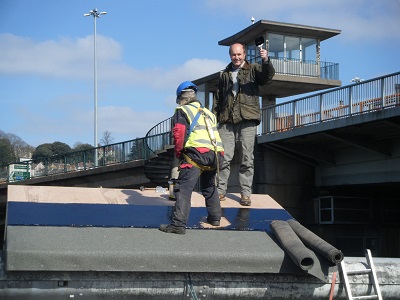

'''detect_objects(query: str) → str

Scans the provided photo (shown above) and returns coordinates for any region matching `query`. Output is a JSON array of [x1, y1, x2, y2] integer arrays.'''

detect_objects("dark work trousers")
[[171, 166, 221, 228]]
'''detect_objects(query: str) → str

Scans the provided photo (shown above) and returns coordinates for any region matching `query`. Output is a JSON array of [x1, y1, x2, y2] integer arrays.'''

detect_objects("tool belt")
[[182, 153, 216, 172]]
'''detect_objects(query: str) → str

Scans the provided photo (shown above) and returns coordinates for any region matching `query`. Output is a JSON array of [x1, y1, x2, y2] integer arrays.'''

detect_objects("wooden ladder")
[[339, 249, 383, 300]]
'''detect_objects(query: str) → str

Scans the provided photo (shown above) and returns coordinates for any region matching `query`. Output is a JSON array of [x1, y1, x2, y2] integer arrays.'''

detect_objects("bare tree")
[[0, 130, 34, 160], [100, 130, 114, 146]]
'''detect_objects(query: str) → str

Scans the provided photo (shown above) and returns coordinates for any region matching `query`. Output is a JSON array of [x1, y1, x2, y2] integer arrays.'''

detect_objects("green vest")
[[176, 102, 224, 152]]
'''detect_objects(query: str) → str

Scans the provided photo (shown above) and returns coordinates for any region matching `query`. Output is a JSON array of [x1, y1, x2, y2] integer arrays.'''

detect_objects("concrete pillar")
[[262, 95, 276, 108]]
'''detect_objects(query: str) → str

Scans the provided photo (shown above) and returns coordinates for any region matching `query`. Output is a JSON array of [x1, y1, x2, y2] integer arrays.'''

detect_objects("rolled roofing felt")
[[287, 219, 343, 265], [270, 220, 314, 270]]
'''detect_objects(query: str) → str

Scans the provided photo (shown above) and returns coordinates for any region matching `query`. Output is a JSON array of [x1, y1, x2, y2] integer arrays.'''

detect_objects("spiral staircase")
[[144, 145, 174, 186], [143, 118, 174, 187]]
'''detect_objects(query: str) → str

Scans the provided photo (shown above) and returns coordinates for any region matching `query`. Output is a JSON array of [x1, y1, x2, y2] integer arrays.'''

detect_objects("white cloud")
[[12, 100, 174, 147], [0, 34, 120, 79], [97, 105, 172, 138], [146, 58, 226, 90], [0, 33, 226, 90]]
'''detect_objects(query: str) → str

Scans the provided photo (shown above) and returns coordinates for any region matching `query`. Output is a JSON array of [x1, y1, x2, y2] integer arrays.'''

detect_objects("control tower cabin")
[[193, 19, 341, 109]]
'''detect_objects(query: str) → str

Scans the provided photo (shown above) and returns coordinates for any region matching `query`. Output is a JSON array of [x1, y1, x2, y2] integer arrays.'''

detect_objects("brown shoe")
[[219, 194, 226, 201], [240, 195, 251, 206]]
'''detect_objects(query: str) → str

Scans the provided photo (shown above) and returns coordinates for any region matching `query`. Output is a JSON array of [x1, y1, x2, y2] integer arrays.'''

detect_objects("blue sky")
[[0, 0, 399, 148]]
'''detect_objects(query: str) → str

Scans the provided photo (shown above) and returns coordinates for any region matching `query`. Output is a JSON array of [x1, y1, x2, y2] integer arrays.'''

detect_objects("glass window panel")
[[320, 197, 332, 209], [209, 92, 214, 111], [335, 210, 371, 223], [302, 37, 317, 61], [268, 33, 284, 59], [196, 84, 205, 106], [320, 210, 332, 222], [286, 36, 300, 60], [335, 197, 370, 209], [247, 44, 256, 63]]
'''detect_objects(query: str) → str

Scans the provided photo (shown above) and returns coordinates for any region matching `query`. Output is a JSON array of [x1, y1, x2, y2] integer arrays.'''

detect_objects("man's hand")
[[259, 48, 269, 62]]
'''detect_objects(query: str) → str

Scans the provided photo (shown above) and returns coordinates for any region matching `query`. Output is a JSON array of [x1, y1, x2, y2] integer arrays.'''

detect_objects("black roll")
[[287, 219, 343, 265], [270, 220, 314, 270]]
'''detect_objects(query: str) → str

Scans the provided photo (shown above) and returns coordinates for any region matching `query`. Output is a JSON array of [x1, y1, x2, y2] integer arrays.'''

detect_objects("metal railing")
[[2, 72, 398, 183], [0, 118, 176, 184], [0, 136, 156, 183], [250, 57, 339, 80], [261, 71, 400, 134], [145, 117, 173, 153]]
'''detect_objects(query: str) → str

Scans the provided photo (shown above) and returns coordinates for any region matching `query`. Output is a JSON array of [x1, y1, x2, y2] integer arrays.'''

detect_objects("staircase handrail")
[[144, 116, 173, 153]]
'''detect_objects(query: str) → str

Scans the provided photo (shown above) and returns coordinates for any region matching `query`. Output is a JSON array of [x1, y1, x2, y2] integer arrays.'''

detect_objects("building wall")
[[225, 143, 315, 223], [226, 142, 400, 258]]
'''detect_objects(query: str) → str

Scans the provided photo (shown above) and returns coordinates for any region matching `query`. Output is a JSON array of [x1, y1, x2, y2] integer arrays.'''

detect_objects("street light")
[[350, 77, 363, 83], [84, 8, 107, 167]]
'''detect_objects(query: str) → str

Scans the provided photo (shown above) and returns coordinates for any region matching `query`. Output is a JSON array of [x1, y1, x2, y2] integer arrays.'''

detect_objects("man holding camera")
[[212, 42, 275, 206]]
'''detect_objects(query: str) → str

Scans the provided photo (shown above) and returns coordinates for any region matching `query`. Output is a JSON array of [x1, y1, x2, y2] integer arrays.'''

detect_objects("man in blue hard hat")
[[159, 81, 225, 234]]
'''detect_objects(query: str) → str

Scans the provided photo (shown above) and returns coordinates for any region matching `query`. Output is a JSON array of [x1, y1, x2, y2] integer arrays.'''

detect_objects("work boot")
[[219, 194, 226, 201], [207, 216, 220, 226], [240, 195, 251, 206], [159, 224, 186, 234]]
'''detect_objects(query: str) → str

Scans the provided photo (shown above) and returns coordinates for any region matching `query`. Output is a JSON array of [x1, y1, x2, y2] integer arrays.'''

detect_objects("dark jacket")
[[212, 59, 275, 125]]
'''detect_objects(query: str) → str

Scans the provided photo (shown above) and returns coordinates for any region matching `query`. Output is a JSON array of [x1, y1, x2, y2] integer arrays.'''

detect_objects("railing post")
[[6, 165, 10, 183], [316, 41, 320, 78], [349, 86, 353, 114], [142, 138, 146, 159], [319, 94, 323, 121], [122, 142, 126, 162], [84, 151, 87, 170], [99, 146, 104, 166], [45, 158, 49, 176], [381, 78, 385, 108]]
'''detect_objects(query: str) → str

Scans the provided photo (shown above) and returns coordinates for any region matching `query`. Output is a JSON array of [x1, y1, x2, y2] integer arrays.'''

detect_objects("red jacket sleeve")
[[173, 123, 186, 158]]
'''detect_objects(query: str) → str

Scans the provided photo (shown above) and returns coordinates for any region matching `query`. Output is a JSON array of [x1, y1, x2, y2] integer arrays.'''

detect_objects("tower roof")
[[218, 19, 341, 46]]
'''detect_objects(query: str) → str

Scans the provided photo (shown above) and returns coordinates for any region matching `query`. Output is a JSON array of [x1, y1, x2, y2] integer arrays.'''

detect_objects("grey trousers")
[[172, 166, 221, 228], [217, 120, 257, 197]]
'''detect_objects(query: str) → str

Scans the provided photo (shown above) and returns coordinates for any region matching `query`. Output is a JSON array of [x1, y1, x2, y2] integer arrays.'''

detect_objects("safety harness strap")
[[187, 104, 204, 136], [183, 103, 221, 186], [182, 153, 216, 172]]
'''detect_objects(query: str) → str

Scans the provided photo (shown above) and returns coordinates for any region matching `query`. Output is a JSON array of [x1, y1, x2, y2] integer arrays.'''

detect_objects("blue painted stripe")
[[6, 202, 292, 231]]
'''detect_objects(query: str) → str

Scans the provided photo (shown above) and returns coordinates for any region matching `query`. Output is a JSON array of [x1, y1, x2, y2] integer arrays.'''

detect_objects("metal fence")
[[0, 136, 157, 183], [250, 57, 339, 80], [261, 71, 400, 134]]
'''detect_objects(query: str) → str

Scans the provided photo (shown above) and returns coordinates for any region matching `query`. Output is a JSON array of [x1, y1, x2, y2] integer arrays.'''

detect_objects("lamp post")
[[84, 8, 106, 167], [350, 77, 363, 83]]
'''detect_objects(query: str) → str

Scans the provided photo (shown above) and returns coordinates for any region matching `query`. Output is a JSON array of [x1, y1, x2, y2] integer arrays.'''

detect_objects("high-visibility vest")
[[176, 102, 224, 152]]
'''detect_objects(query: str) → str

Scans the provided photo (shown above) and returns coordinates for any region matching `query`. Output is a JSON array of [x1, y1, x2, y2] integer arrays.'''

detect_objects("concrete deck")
[[7, 185, 284, 229]]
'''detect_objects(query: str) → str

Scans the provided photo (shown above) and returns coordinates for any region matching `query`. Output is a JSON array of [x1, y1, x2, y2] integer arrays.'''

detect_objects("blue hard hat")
[[176, 81, 197, 98]]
